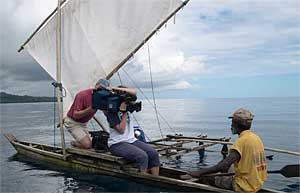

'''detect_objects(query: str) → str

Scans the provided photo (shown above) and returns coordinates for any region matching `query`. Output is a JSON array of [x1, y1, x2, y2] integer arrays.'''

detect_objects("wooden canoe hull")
[[4, 133, 281, 193]]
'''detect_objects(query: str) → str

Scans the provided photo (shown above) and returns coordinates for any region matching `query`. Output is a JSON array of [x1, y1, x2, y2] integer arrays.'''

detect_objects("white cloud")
[[112, 0, 300, 92], [182, 56, 207, 75], [120, 28, 209, 91], [158, 80, 191, 91], [2, 0, 299, 96], [169, 1, 300, 74], [14, 0, 57, 28], [289, 60, 300, 65]]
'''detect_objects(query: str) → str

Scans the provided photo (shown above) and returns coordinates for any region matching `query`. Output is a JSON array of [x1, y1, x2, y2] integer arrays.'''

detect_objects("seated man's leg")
[[132, 140, 160, 175], [110, 142, 148, 173]]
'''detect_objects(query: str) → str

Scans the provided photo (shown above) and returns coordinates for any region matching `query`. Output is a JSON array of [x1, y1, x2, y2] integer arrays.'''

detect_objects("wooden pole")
[[169, 138, 233, 145], [264, 147, 300, 156], [93, 117, 109, 133], [203, 164, 300, 178], [167, 135, 231, 142], [18, 0, 67, 52], [165, 143, 217, 159], [169, 137, 300, 156], [149, 137, 170, 143], [56, 0, 66, 158]]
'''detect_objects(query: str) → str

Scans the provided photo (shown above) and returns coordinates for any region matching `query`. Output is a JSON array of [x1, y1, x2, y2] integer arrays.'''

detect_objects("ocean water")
[[1, 97, 299, 192]]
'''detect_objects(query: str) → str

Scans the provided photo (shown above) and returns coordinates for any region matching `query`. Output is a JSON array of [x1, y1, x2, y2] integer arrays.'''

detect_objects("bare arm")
[[114, 112, 127, 134], [190, 150, 241, 177], [111, 86, 137, 96], [73, 106, 96, 120]]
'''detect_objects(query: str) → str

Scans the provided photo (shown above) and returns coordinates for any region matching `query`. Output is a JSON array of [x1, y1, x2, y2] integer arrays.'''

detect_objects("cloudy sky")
[[1, 0, 299, 98]]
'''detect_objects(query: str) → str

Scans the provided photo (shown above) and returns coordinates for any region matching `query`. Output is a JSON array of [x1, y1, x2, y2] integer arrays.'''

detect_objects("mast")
[[56, 0, 66, 158], [17, 0, 190, 134]]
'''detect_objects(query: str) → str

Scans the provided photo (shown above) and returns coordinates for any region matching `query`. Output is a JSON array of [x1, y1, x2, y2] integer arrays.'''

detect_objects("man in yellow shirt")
[[188, 108, 267, 192]]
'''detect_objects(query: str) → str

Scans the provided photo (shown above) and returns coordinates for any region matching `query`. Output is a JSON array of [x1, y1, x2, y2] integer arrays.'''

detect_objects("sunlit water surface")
[[1, 97, 299, 192]]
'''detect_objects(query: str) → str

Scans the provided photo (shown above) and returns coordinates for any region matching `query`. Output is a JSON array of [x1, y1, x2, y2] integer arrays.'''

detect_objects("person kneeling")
[[64, 78, 110, 149]]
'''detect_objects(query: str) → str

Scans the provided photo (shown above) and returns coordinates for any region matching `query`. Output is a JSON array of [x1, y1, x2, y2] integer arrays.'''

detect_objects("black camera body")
[[92, 89, 142, 113]]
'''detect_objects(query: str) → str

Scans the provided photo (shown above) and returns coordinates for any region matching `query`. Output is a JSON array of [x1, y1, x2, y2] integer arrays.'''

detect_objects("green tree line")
[[0, 92, 56, 103]]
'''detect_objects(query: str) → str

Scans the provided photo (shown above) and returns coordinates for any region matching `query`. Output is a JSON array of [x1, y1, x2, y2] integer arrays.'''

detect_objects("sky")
[[1, 0, 299, 98]]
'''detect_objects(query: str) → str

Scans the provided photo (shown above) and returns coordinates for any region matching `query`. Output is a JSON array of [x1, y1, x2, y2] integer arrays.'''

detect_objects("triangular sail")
[[23, 0, 185, 115]]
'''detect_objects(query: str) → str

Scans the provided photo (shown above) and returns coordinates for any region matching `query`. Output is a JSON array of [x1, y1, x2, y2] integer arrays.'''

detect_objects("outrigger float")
[[6, 0, 299, 192], [5, 133, 299, 193]]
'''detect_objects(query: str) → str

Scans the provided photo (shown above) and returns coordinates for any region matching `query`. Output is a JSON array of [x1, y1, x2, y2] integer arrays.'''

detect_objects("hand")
[[181, 170, 205, 179], [119, 102, 127, 112], [189, 169, 207, 177], [180, 174, 192, 180], [87, 106, 97, 113], [105, 86, 113, 91], [189, 171, 202, 177]]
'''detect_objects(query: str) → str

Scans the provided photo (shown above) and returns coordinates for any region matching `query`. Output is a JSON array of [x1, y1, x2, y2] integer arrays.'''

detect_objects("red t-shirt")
[[67, 89, 96, 123]]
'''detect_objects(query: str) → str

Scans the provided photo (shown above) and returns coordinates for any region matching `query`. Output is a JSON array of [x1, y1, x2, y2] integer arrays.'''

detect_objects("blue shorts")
[[110, 140, 160, 169]]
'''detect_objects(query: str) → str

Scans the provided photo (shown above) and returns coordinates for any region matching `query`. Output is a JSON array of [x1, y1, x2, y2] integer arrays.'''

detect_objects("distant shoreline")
[[0, 92, 56, 104], [0, 91, 298, 104]]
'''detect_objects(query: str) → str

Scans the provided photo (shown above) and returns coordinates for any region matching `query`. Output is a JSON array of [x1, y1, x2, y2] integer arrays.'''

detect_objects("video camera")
[[92, 88, 142, 113]]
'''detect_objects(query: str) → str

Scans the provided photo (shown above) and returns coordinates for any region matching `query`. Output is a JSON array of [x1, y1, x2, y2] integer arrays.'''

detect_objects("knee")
[[148, 149, 159, 160], [135, 151, 148, 163], [82, 142, 92, 149], [80, 137, 92, 149], [82, 141, 92, 149]]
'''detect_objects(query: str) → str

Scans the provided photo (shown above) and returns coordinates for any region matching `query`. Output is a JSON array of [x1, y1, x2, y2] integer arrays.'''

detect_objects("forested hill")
[[0, 92, 56, 103]]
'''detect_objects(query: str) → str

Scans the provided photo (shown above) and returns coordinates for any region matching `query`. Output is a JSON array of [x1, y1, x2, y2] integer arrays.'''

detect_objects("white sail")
[[24, 0, 185, 115]]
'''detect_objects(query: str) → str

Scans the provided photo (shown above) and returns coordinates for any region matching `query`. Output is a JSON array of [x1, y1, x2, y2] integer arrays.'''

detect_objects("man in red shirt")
[[64, 79, 110, 149]]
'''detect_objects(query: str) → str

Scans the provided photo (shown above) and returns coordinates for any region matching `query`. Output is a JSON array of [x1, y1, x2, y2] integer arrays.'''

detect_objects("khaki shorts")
[[215, 176, 234, 190], [64, 117, 89, 141]]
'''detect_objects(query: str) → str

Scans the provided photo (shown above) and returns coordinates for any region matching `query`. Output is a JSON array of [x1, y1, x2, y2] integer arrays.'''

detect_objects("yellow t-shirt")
[[230, 130, 267, 193]]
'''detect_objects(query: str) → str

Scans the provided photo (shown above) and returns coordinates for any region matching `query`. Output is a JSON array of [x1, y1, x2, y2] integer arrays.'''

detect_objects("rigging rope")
[[53, 85, 56, 151], [116, 69, 152, 141], [118, 68, 152, 141], [121, 68, 176, 134], [147, 43, 164, 139], [117, 72, 123, 85]]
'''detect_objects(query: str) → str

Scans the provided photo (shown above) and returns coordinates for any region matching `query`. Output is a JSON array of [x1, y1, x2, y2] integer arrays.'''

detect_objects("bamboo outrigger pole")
[[167, 135, 300, 156], [56, 0, 66, 158]]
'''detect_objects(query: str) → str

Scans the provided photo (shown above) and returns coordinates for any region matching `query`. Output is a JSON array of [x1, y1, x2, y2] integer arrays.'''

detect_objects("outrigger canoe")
[[4, 133, 282, 193]]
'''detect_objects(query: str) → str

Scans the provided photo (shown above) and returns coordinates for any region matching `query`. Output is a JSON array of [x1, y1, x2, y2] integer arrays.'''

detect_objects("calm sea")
[[1, 97, 299, 192]]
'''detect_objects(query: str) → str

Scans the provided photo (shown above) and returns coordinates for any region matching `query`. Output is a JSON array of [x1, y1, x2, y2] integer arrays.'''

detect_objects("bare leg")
[[71, 135, 92, 149], [149, 166, 159, 176], [71, 141, 83, 148], [140, 168, 147, 174]]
